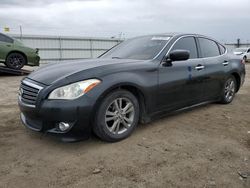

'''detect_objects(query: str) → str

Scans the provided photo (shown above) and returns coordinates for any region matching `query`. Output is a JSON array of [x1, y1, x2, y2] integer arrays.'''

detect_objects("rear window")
[[198, 38, 220, 58]]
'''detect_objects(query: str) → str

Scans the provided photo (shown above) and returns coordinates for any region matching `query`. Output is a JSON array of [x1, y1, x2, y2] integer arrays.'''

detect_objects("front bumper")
[[18, 95, 94, 142]]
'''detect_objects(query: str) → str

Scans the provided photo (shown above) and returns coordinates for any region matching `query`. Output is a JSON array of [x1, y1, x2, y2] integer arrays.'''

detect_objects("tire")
[[220, 76, 237, 104], [5, 53, 26, 70], [93, 89, 139, 142]]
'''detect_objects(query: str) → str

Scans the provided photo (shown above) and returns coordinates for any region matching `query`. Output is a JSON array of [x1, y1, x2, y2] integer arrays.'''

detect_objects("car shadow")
[[27, 101, 218, 149]]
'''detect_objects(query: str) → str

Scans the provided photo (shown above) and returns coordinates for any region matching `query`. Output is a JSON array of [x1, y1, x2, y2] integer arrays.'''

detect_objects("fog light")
[[58, 122, 70, 132]]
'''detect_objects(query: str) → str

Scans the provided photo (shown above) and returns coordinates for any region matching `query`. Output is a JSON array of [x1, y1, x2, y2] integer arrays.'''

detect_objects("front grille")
[[20, 81, 43, 106]]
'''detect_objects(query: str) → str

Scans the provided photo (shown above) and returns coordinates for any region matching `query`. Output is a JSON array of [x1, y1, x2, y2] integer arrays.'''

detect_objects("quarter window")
[[170, 37, 198, 59], [198, 38, 220, 57]]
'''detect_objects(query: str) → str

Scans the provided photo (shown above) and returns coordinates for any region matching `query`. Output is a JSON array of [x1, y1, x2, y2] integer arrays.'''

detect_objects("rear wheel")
[[220, 76, 237, 104], [93, 90, 139, 142], [5, 53, 26, 70]]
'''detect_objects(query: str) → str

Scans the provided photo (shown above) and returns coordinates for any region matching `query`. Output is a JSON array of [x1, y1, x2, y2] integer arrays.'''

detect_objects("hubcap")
[[224, 79, 235, 101], [105, 97, 135, 135]]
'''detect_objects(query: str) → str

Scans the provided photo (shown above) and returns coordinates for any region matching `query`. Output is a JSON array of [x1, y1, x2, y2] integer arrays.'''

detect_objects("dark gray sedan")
[[18, 33, 245, 142]]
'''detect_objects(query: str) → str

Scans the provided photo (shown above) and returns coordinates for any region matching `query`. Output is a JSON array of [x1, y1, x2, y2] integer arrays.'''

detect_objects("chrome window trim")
[[163, 35, 227, 61], [153, 36, 173, 60]]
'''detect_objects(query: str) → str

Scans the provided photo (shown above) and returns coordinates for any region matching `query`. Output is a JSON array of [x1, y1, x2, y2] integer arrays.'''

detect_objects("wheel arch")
[[6, 51, 28, 64], [92, 83, 148, 124], [231, 72, 241, 92]]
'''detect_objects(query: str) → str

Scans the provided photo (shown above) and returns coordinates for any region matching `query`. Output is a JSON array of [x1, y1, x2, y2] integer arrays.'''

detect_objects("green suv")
[[0, 33, 40, 70]]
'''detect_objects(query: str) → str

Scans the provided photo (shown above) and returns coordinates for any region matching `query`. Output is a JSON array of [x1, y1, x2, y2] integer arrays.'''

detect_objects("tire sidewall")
[[94, 90, 139, 142]]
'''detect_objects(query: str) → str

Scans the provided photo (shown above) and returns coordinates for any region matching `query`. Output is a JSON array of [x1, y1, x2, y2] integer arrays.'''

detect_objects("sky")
[[0, 0, 250, 43]]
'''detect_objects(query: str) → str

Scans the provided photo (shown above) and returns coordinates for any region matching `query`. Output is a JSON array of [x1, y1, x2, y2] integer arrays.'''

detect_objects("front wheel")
[[220, 76, 237, 104], [93, 90, 139, 142]]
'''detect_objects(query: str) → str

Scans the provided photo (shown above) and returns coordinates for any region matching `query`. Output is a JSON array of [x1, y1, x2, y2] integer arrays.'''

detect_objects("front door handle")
[[195, 65, 205, 71], [222, 61, 229, 66], [6, 44, 11, 47]]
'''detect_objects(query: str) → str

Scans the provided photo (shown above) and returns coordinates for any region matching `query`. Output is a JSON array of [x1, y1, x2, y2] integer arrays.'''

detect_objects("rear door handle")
[[6, 44, 11, 47], [222, 61, 229, 66], [195, 65, 205, 71]]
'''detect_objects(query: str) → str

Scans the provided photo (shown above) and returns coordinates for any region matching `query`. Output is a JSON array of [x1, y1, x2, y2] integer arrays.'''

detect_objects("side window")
[[171, 37, 198, 59], [247, 48, 250, 53], [0, 34, 13, 43], [198, 38, 220, 57], [218, 44, 226, 54]]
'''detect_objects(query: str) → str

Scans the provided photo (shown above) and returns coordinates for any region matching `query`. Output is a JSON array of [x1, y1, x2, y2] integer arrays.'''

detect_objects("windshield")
[[100, 35, 171, 60], [234, 48, 247, 53]]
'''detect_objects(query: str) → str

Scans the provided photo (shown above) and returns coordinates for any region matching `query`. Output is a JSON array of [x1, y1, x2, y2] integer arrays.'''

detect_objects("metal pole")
[[237, 38, 240, 48], [59, 37, 62, 62], [19, 25, 23, 41], [90, 39, 93, 58]]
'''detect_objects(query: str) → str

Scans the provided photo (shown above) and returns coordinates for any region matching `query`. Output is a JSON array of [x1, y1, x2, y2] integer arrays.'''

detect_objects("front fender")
[[86, 70, 158, 117]]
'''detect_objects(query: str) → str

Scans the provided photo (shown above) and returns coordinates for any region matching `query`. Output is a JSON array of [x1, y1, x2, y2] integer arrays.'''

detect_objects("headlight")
[[48, 79, 101, 100]]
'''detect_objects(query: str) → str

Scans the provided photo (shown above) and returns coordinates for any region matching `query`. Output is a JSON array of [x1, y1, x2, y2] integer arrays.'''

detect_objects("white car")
[[233, 47, 250, 62]]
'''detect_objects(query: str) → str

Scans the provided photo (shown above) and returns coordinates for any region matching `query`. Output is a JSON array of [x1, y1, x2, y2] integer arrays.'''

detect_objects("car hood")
[[27, 58, 143, 85]]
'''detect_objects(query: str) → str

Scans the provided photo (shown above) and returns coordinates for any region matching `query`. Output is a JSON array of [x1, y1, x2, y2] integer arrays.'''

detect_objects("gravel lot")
[[0, 65, 249, 188]]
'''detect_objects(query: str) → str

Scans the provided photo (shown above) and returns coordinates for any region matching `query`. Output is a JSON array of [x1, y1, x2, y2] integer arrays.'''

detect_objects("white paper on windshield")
[[151, 36, 170, 41]]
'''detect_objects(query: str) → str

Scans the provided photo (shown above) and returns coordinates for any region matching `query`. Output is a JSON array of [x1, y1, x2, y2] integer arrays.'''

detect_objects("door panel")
[[0, 41, 12, 61], [158, 61, 190, 110], [0, 34, 14, 61], [158, 58, 205, 111], [197, 37, 227, 100], [202, 57, 224, 99], [185, 58, 206, 104], [0, 41, 8, 61], [202, 55, 229, 100], [157, 36, 206, 111]]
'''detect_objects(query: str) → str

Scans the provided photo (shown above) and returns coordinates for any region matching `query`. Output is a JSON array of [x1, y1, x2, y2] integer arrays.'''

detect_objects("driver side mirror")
[[162, 50, 190, 67]]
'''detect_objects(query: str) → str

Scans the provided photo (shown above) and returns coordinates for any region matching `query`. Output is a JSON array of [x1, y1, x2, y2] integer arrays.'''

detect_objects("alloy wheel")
[[105, 97, 135, 135], [8, 54, 24, 69], [224, 78, 235, 102]]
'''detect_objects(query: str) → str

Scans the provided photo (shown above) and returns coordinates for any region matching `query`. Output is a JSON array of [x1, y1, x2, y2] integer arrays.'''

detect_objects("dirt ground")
[[0, 65, 249, 188]]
